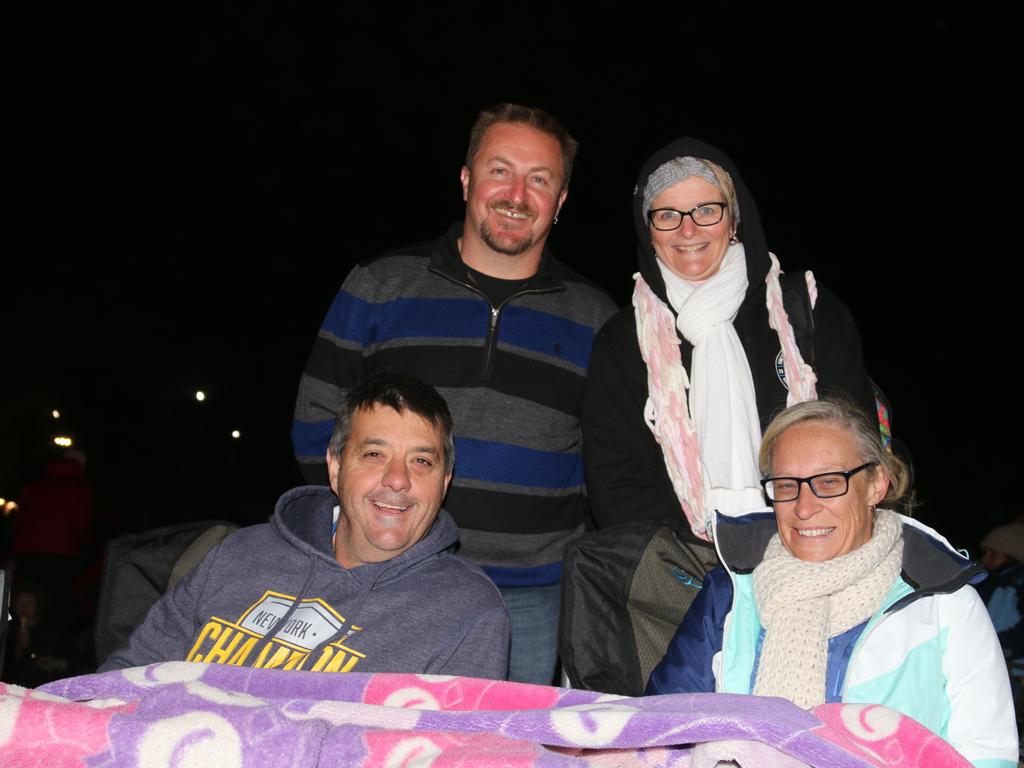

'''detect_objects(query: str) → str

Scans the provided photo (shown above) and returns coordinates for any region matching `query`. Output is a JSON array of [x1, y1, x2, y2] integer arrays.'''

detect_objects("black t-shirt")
[[465, 265, 531, 308]]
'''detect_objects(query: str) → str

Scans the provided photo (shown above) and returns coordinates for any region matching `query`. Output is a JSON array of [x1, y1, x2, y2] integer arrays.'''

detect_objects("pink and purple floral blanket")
[[0, 663, 968, 767]]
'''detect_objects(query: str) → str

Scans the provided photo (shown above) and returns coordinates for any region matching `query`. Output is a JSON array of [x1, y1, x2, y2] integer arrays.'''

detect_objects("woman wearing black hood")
[[582, 137, 876, 540]]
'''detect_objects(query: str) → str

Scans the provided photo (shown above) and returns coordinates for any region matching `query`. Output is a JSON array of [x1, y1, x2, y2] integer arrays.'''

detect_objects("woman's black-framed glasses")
[[648, 202, 728, 231], [761, 462, 878, 503]]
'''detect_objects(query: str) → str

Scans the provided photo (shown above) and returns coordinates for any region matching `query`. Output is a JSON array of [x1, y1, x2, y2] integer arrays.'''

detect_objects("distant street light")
[[2, 500, 16, 515], [52, 409, 61, 419], [231, 430, 241, 439], [54, 436, 73, 447], [195, 391, 206, 402]]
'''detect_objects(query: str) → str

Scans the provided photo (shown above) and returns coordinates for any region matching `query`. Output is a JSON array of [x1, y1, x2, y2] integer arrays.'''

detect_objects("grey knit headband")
[[642, 157, 739, 226]]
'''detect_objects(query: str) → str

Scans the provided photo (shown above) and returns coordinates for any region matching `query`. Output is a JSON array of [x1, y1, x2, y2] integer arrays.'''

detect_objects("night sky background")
[[4, 1, 1018, 553]]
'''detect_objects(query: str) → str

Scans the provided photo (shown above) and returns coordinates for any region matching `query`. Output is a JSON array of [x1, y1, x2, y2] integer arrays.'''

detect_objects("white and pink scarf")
[[634, 245, 818, 539]]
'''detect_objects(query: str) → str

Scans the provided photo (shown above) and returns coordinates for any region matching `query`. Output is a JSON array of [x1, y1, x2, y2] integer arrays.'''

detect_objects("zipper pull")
[[482, 305, 501, 382]]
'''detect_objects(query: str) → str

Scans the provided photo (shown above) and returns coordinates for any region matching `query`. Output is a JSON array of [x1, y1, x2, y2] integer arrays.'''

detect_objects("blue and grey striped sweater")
[[293, 223, 617, 586]]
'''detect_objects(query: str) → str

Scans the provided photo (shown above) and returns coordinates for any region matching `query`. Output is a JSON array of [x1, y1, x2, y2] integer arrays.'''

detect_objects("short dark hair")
[[465, 102, 578, 190], [327, 372, 455, 474]]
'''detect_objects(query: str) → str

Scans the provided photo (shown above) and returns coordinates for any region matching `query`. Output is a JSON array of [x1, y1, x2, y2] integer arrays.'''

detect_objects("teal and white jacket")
[[647, 510, 1018, 768]]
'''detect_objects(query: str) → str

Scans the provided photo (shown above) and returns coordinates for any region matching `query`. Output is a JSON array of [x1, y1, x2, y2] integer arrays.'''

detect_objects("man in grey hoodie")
[[101, 373, 510, 679]]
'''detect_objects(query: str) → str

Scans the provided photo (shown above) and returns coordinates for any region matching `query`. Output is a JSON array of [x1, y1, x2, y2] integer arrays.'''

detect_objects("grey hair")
[[759, 398, 910, 507]]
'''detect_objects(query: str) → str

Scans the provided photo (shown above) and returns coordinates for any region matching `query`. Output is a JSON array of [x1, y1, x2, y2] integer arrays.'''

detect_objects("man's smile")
[[371, 499, 411, 512]]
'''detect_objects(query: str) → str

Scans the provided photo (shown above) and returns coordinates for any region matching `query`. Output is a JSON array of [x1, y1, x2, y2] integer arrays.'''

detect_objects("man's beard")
[[479, 200, 537, 256]]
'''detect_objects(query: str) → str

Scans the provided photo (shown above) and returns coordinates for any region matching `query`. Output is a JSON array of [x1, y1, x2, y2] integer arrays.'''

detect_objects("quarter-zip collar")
[[429, 222, 566, 293]]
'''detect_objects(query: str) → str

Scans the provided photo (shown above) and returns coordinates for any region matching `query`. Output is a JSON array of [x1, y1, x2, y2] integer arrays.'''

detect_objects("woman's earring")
[[729, 232, 738, 245]]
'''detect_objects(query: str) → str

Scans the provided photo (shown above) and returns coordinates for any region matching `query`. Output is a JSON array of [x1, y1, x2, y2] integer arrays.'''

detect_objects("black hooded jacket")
[[582, 137, 875, 530]]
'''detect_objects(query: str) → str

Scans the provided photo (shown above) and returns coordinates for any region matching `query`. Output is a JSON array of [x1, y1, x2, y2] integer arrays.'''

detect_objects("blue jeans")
[[498, 583, 561, 685]]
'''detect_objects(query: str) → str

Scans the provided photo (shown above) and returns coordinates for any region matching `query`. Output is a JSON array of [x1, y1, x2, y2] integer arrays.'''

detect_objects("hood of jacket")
[[269, 485, 462, 587], [633, 137, 773, 306], [713, 509, 986, 608]]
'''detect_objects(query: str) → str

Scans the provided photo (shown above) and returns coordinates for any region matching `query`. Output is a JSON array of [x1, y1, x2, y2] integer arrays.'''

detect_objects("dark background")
[[4, 1, 1017, 551]]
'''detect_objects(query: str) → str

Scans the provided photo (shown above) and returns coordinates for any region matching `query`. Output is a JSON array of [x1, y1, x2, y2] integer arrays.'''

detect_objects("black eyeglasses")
[[761, 462, 878, 503], [648, 202, 728, 231]]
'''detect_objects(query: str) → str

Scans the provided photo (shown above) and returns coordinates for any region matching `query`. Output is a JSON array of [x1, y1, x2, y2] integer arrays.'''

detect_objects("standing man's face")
[[328, 404, 451, 569], [460, 122, 567, 259]]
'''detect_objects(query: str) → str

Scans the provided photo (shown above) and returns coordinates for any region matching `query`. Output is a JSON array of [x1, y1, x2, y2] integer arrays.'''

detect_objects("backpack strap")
[[780, 270, 815, 367]]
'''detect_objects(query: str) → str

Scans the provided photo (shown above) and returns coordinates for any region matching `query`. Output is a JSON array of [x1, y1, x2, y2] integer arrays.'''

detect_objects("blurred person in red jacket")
[[12, 449, 95, 566], [7, 450, 96, 679]]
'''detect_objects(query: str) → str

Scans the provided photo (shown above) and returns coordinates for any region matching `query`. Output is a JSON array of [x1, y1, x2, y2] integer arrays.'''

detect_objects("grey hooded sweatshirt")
[[100, 486, 510, 679]]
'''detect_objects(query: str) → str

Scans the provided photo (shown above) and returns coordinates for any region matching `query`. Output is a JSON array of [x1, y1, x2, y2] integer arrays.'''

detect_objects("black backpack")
[[559, 520, 718, 696], [94, 520, 238, 666]]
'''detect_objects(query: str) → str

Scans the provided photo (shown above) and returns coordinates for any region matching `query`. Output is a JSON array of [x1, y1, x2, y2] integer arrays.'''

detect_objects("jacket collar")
[[714, 509, 986, 601], [429, 221, 565, 293]]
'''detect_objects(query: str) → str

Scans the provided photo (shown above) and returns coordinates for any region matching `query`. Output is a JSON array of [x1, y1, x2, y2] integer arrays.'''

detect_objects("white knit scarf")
[[752, 509, 904, 709], [634, 248, 819, 538]]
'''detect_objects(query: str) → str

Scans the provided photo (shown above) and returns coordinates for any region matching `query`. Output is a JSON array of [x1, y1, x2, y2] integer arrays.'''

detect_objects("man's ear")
[[556, 187, 568, 219], [326, 451, 340, 492], [460, 166, 470, 201]]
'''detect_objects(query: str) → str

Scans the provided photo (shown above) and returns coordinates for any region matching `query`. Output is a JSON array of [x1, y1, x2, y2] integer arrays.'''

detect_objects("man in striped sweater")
[[292, 103, 616, 684]]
